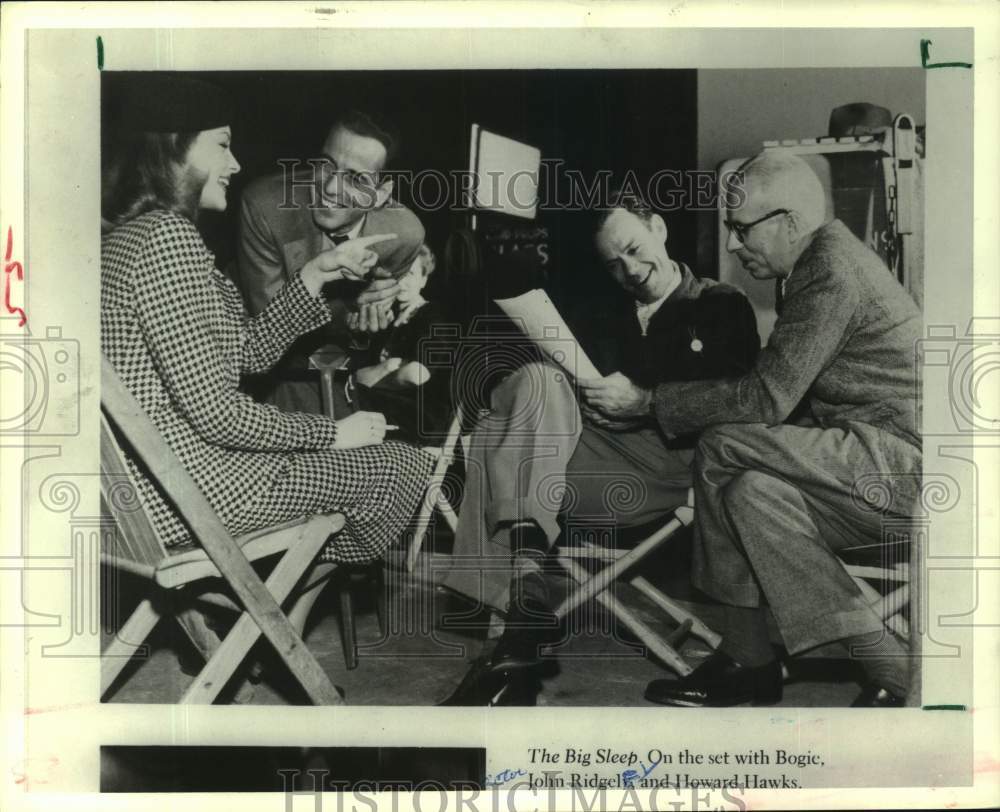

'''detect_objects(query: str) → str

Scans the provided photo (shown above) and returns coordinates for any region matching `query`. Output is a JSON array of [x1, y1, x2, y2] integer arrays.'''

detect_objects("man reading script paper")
[[441, 191, 760, 705]]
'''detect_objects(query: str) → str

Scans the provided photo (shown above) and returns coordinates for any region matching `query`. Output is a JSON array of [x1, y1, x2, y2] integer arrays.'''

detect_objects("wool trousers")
[[443, 362, 692, 612], [691, 421, 920, 654]]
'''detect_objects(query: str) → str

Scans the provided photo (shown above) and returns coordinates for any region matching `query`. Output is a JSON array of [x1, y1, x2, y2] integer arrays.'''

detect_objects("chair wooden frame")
[[405, 403, 465, 572], [842, 555, 910, 641], [403, 414, 908, 682], [407, 421, 722, 679], [554, 495, 721, 678], [100, 356, 345, 705]]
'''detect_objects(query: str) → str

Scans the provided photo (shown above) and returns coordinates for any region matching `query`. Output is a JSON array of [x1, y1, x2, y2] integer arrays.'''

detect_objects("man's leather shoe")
[[851, 685, 905, 707], [489, 600, 560, 672], [489, 550, 560, 671], [438, 655, 541, 706], [644, 651, 782, 707]]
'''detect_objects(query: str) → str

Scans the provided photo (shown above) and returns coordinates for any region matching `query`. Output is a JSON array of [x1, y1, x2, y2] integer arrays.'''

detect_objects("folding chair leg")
[[435, 491, 459, 532], [558, 557, 693, 677], [555, 516, 687, 620], [101, 597, 161, 698], [406, 488, 441, 572], [372, 563, 386, 637], [286, 562, 338, 637], [338, 577, 359, 670], [852, 575, 909, 640], [180, 533, 341, 705], [406, 408, 464, 572], [630, 576, 722, 649], [875, 584, 910, 624]]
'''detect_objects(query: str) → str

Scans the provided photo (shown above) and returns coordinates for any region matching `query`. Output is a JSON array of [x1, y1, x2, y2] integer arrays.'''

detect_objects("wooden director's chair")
[[404, 402, 466, 572], [100, 356, 345, 705], [553, 491, 721, 678], [840, 538, 911, 641], [404, 404, 722, 677], [402, 394, 910, 686]]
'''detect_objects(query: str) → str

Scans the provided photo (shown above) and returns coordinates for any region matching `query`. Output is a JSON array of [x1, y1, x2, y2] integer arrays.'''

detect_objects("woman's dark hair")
[[101, 130, 201, 231]]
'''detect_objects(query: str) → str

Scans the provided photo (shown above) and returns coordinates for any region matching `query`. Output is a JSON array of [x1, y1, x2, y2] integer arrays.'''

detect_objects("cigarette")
[[385, 425, 400, 431]]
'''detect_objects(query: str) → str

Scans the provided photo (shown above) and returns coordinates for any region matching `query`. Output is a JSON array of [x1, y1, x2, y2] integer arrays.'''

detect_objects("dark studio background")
[[109, 70, 699, 342]]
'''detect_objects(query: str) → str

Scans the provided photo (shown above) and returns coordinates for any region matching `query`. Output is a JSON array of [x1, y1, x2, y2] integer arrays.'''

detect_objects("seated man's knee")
[[723, 470, 781, 514], [493, 362, 573, 409], [695, 423, 745, 467], [525, 361, 573, 395]]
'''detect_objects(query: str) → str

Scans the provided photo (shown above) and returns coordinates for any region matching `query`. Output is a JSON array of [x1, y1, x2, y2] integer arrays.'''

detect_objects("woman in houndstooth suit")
[[100, 74, 433, 564]]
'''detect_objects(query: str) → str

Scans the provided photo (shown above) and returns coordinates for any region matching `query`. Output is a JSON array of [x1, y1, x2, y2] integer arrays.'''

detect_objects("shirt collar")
[[322, 214, 366, 248], [634, 260, 685, 313], [780, 267, 793, 298]]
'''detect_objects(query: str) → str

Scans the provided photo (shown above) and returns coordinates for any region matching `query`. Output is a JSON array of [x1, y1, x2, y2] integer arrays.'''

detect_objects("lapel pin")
[[689, 328, 703, 353]]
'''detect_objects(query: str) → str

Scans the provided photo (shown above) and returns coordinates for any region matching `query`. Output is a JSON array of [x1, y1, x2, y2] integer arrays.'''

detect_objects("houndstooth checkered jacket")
[[101, 210, 341, 549]]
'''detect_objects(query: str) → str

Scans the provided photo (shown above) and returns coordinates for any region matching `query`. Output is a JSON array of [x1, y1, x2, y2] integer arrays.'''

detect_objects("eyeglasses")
[[724, 209, 789, 244], [315, 156, 381, 195]]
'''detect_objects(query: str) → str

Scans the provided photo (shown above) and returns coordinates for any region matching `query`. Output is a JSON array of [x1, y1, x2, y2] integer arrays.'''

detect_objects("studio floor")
[[102, 529, 864, 708]]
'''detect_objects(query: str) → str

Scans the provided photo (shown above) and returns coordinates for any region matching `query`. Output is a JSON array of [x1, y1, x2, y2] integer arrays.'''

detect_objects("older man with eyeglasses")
[[591, 151, 921, 708], [235, 110, 425, 415]]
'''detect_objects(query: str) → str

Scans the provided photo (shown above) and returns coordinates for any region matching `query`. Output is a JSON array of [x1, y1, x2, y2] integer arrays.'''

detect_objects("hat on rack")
[[828, 102, 893, 137], [103, 72, 232, 133]]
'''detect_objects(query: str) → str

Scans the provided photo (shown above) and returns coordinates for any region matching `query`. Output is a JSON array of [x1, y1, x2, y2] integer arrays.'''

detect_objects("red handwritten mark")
[[11, 755, 59, 787], [24, 702, 89, 716], [4, 226, 27, 327]]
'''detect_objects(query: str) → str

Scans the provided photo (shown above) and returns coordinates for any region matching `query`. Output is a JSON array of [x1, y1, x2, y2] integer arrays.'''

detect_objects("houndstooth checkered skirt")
[[102, 210, 433, 563]]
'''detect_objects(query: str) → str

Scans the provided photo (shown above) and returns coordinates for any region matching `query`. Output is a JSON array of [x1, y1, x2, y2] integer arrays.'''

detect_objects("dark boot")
[[644, 651, 783, 707], [489, 524, 560, 672], [437, 655, 543, 706]]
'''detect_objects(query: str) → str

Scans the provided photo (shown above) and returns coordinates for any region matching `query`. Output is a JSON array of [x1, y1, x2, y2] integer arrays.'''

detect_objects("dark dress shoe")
[[489, 601, 560, 672], [438, 655, 542, 706], [851, 685, 905, 707], [644, 651, 783, 707]]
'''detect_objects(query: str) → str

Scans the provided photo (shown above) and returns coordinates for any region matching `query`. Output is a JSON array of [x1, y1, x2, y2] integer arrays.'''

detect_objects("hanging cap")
[[103, 72, 232, 133], [828, 102, 892, 137]]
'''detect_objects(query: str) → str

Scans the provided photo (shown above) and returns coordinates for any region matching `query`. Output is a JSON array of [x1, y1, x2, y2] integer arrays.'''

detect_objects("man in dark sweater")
[[440, 193, 760, 704]]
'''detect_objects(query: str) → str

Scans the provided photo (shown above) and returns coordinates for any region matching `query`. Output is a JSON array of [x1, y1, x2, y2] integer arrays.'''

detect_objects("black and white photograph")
[[1, 4, 996, 810], [96, 65, 926, 713]]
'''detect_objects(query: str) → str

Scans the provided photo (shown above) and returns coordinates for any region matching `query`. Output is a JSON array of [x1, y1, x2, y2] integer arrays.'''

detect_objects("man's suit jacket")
[[651, 220, 922, 490], [237, 170, 425, 317], [236, 170, 425, 413]]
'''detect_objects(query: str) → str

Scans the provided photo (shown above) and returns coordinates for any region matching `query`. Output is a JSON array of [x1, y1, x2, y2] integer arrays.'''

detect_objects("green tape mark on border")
[[920, 39, 972, 70], [97, 36, 104, 70], [922, 704, 967, 711]]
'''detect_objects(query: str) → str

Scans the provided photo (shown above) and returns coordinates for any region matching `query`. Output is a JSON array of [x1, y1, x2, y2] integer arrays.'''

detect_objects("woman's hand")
[[300, 232, 398, 298], [331, 410, 389, 450]]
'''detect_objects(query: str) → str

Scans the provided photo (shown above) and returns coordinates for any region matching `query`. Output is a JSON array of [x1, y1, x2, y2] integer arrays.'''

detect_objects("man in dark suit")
[[597, 152, 921, 708], [236, 110, 425, 414], [440, 192, 760, 704]]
